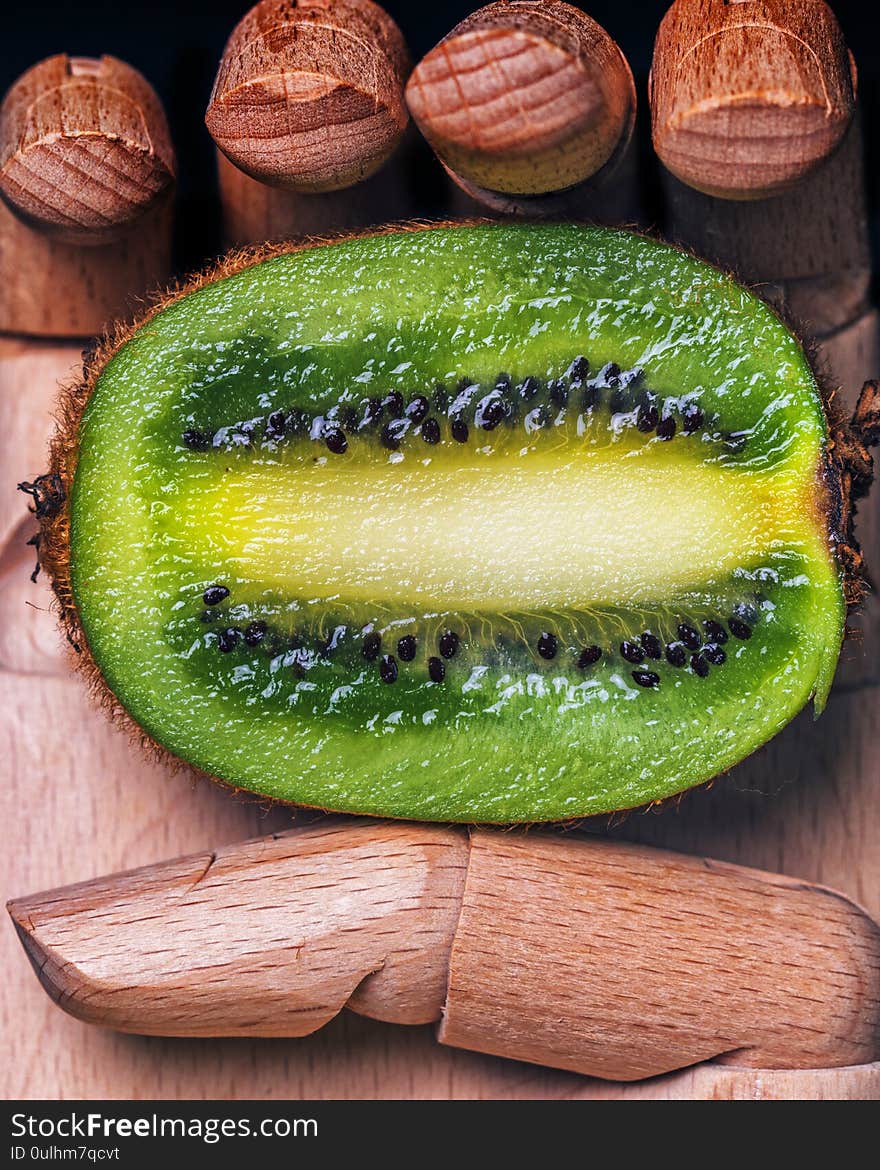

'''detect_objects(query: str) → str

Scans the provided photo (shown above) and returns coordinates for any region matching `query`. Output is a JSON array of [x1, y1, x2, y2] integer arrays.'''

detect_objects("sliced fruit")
[[38, 223, 872, 821]]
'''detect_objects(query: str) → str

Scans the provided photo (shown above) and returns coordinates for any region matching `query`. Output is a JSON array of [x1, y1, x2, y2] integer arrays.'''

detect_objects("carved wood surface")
[[650, 0, 855, 200], [406, 1, 635, 199], [9, 821, 880, 1082], [440, 832, 880, 1079], [0, 55, 175, 242], [206, 0, 411, 193], [10, 822, 469, 1036], [652, 1, 871, 347]]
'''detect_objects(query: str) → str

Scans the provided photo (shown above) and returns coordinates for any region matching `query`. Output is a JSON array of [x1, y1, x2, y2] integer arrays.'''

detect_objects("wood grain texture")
[[10, 822, 468, 1037], [0, 55, 175, 243], [441, 832, 880, 1080], [569, 1063, 880, 1100], [650, 0, 855, 200], [206, 0, 410, 193], [9, 823, 880, 1083], [406, 1, 635, 200], [652, 1, 873, 359], [0, 191, 173, 338]]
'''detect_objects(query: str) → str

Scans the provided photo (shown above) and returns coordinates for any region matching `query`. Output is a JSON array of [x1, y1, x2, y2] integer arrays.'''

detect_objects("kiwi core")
[[191, 444, 806, 611]]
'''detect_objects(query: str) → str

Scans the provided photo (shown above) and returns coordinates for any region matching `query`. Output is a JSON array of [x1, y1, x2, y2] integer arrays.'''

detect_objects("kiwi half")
[[35, 223, 876, 822]]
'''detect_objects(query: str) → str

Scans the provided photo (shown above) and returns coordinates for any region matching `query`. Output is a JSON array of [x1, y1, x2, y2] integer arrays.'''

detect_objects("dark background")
[[5, 1, 879, 280]]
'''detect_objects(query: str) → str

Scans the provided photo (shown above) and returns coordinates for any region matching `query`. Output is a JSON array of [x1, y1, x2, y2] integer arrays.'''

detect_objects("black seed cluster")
[[245, 620, 267, 646], [218, 628, 239, 653], [549, 379, 569, 408], [539, 610, 759, 688], [406, 395, 429, 422], [364, 628, 461, 685], [381, 418, 409, 450], [677, 623, 701, 651], [636, 399, 659, 433], [519, 375, 541, 401], [266, 410, 286, 440], [324, 426, 348, 454], [193, 585, 758, 693], [690, 654, 709, 678], [729, 617, 753, 640], [182, 357, 725, 456], [641, 632, 662, 659], [439, 630, 459, 659], [682, 404, 705, 433], [665, 642, 687, 667], [383, 391, 404, 415], [606, 610, 756, 684], [703, 619, 728, 644], [451, 418, 469, 443]]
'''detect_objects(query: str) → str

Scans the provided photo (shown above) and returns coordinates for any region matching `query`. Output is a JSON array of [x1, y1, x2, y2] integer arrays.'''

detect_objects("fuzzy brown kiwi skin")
[[26, 221, 880, 825]]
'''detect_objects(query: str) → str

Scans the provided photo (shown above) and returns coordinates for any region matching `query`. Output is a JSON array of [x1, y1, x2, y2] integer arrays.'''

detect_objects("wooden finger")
[[10, 823, 880, 1081], [207, 0, 413, 245], [0, 55, 175, 338], [406, 0, 639, 222]]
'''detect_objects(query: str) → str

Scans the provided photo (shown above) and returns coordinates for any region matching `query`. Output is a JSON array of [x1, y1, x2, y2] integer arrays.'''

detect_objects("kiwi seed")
[[203, 585, 229, 606], [362, 632, 381, 661], [691, 654, 710, 677], [397, 635, 417, 661], [678, 623, 701, 651], [380, 654, 398, 683], [218, 628, 239, 653], [578, 645, 602, 668], [537, 632, 558, 660], [665, 642, 687, 667], [621, 640, 645, 664], [439, 631, 459, 659]]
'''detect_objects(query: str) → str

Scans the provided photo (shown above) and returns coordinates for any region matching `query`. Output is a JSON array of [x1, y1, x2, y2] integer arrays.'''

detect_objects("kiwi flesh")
[[36, 223, 876, 822]]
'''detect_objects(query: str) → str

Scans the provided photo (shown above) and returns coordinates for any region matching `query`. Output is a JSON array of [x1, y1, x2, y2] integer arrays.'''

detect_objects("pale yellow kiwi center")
[[177, 440, 812, 611]]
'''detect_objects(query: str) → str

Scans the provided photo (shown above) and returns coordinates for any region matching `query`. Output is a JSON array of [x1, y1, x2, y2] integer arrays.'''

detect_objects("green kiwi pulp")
[[38, 223, 872, 822]]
